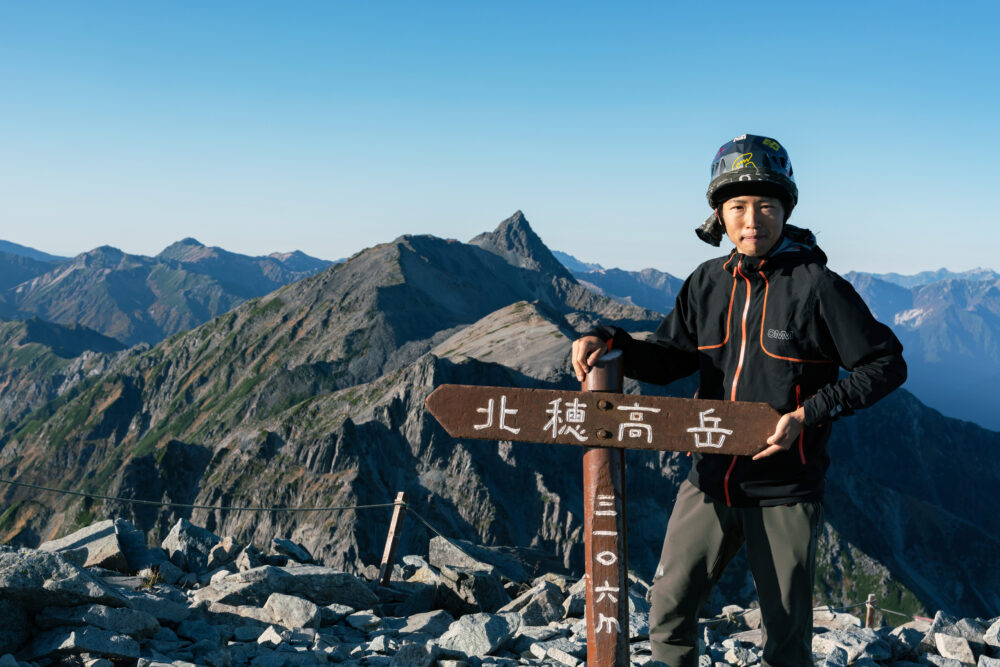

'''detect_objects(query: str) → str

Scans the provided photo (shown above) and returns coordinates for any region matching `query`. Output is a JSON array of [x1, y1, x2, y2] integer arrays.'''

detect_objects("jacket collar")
[[721, 225, 826, 275]]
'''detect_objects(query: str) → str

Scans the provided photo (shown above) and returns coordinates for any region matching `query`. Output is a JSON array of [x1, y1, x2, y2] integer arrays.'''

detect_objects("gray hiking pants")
[[648, 480, 824, 667]]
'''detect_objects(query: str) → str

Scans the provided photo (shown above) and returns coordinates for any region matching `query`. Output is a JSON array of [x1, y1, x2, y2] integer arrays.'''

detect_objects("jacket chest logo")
[[767, 329, 794, 341]]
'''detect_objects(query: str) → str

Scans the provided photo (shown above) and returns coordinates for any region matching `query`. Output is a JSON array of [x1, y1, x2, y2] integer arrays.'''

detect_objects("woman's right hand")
[[571, 335, 607, 382]]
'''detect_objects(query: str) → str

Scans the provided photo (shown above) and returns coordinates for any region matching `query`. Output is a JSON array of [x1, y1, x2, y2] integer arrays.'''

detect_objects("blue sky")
[[1, 2, 997, 277]]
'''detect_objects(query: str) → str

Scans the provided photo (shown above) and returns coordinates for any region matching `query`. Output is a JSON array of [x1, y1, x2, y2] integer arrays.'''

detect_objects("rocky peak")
[[469, 211, 574, 280], [268, 249, 334, 273], [80, 245, 128, 266], [157, 237, 215, 262]]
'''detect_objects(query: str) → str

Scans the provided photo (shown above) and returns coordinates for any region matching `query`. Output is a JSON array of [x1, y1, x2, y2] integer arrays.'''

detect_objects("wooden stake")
[[865, 593, 877, 628], [378, 491, 409, 586], [583, 350, 629, 666]]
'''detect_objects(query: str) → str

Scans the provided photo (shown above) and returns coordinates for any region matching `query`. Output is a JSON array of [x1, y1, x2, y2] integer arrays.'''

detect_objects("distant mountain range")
[[868, 267, 999, 288], [0, 240, 67, 264], [0, 213, 997, 620], [0, 238, 332, 345]]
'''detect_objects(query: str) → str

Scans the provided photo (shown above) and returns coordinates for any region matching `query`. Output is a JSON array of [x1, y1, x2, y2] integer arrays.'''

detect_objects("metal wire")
[[3, 476, 925, 626], [873, 604, 931, 622], [700, 600, 872, 626], [1, 477, 488, 572], [0, 477, 398, 513]]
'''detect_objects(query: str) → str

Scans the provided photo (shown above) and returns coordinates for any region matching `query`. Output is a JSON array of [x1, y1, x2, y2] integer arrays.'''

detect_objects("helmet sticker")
[[762, 138, 781, 151], [731, 153, 756, 170], [733, 134, 747, 141]]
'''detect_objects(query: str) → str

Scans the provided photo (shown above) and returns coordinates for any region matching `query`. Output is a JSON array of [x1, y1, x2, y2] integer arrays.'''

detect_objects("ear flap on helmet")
[[695, 212, 724, 246]]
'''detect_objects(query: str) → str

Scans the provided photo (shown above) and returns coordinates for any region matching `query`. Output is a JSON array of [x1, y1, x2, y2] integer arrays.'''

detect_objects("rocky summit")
[[4, 516, 1000, 667], [0, 211, 998, 642]]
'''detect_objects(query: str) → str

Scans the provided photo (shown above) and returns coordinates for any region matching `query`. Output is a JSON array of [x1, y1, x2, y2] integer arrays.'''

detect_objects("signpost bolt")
[[597, 429, 612, 440], [598, 400, 613, 411]]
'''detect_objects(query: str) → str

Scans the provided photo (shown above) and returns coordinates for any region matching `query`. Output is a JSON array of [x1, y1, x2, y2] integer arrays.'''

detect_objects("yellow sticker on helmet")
[[762, 138, 781, 151], [731, 153, 756, 170]]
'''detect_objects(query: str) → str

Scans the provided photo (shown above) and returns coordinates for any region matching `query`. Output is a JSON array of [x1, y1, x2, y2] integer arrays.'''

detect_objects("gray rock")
[[497, 580, 564, 626], [529, 637, 586, 660], [144, 559, 184, 585], [0, 655, 19, 667], [0, 549, 127, 610], [264, 592, 321, 630], [176, 620, 222, 647], [986, 619, 1000, 649], [368, 634, 398, 654], [38, 519, 128, 572], [629, 607, 650, 641], [547, 646, 582, 666], [924, 655, 965, 667], [407, 565, 441, 586], [428, 537, 530, 583], [83, 659, 115, 667], [192, 565, 294, 606], [723, 645, 758, 667], [923, 611, 962, 651], [206, 600, 273, 630], [728, 628, 763, 648], [21, 627, 140, 661], [197, 646, 234, 667], [389, 643, 437, 667], [113, 519, 170, 572], [402, 555, 430, 569], [437, 612, 521, 658], [510, 625, 562, 653], [936, 633, 976, 664], [206, 536, 242, 571], [394, 581, 438, 617], [345, 610, 381, 631], [889, 625, 926, 659], [160, 518, 222, 573], [978, 656, 1000, 666], [206, 565, 237, 585], [814, 606, 863, 632], [811, 628, 892, 663], [119, 588, 191, 623], [257, 625, 289, 647], [321, 602, 355, 625], [562, 576, 587, 618], [279, 565, 381, 609], [0, 599, 29, 655], [271, 538, 313, 564], [438, 564, 510, 615], [35, 603, 160, 637], [823, 646, 849, 667], [628, 587, 651, 640], [955, 618, 989, 647], [236, 544, 264, 572], [398, 610, 454, 637]]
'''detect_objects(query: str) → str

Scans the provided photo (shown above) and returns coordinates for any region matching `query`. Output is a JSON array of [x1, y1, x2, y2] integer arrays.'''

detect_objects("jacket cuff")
[[584, 325, 619, 343], [802, 397, 828, 427]]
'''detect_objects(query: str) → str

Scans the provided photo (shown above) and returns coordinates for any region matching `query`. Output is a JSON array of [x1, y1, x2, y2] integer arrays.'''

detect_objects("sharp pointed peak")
[[468, 211, 573, 280]]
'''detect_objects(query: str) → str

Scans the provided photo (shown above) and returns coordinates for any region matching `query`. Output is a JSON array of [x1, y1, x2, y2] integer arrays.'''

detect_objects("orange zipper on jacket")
[[724, 258, 756, 506]]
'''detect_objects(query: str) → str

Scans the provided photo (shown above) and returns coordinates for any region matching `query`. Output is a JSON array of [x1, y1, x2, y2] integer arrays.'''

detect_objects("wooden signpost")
[[424, 349, 780, 667]]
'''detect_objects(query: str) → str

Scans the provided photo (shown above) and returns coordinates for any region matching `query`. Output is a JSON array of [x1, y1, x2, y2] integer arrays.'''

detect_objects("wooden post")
[[377, 491, 409, 586], [583, 349, 629, 666], [865, 593, 877, 628]]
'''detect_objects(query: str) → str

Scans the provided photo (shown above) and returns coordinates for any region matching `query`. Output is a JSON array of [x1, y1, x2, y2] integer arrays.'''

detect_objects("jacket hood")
[[769, 223, 828, 266]]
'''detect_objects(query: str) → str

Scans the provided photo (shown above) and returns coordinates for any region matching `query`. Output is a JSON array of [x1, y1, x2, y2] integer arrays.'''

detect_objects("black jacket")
[[590, 237, 906, 507]]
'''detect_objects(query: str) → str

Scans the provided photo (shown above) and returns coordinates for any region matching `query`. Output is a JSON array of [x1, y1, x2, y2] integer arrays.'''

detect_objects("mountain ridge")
[[0, 218, 997, 619]]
